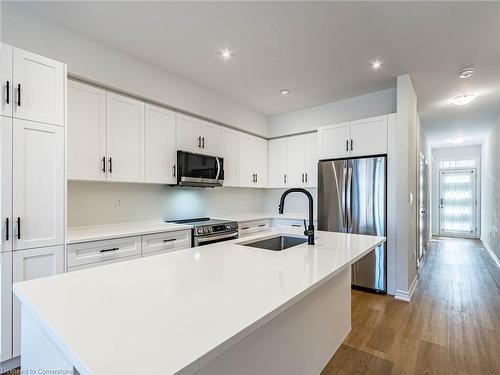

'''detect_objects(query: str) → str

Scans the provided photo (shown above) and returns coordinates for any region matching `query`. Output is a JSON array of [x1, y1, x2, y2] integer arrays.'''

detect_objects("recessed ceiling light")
[[371, 59, 382, 70], [280, 89, 290, 95], [458, 67, 475, 79], [220, 48, 233, 61], [450, 93, 477, 106], [451, 137, 465, 144]]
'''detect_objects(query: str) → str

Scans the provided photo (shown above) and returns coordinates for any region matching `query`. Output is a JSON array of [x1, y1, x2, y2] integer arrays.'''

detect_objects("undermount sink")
[[240, 235, 308, 251]]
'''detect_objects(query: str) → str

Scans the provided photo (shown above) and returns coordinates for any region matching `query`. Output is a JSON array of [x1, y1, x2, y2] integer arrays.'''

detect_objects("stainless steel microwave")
[[172, 151, 224, 187]]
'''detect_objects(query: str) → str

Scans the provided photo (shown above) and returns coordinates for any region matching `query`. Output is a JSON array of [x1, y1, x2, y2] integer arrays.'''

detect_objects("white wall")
[[268, 88, 396, 137], [431, 145, 481, 236], [263, 188, 317, 216], [481, 114, 500, 261], [68, 182, 265, 227], [0, 2, 268, 137]]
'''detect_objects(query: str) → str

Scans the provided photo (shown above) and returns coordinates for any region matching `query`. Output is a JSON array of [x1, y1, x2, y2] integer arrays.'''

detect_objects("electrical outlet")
[[116, 198, 124, 209]]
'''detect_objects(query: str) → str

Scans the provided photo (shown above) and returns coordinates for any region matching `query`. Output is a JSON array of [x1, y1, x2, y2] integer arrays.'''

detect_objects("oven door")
[[177, 151, 224, 187], [193, 232, 238, 246]]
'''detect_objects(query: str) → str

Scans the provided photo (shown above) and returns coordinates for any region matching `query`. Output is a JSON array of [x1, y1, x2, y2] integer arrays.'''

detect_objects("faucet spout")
[[278, 188, 315, 245]]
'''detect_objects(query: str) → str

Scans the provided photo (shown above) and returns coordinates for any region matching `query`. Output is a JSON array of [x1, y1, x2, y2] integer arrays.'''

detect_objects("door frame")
[[416, 152, 430, 267], [438, 167, 478, 238]]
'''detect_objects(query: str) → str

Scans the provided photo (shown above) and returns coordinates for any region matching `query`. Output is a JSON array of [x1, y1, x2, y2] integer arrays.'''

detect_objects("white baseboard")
[[394, 275, 418, 303], [483, 241, 500, 269]]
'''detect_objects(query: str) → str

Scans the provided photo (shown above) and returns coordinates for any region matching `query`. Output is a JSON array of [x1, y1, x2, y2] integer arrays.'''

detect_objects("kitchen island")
[[13, 228, 384, 375]]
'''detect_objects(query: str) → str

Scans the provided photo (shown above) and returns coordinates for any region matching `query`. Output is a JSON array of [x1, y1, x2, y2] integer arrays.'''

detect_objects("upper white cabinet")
[[218, 128, 238, 186], [145, 104, 176, 184], [12, 48, 64, 126], [238, 133, 267, 187], [106, 93, 145, 182], [176, 114, 219, 155], [0, 44, 13, 117], [67, 80, 107, 181], [317, 122, 350, 160], [317, 115, 388, 159], [349, 115, 388, 157], [268, 133, 318, 188], [12, 119, 64, 250], [12, 245, 64, 357]]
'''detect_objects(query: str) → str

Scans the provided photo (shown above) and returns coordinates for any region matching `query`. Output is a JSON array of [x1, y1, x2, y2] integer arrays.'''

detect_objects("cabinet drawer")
[[67, 236, 141, 268], [67, 255, 140, 272], [141, 230, 191, 256], [239, 219, 272, 238]]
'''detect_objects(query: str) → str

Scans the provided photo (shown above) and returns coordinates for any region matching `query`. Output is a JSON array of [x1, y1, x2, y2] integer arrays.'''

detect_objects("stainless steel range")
[[167, 218, 238, 246]]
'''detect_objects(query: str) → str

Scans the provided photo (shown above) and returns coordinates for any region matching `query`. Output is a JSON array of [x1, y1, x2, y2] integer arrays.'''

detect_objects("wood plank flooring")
[[321, 237, 500, 375]]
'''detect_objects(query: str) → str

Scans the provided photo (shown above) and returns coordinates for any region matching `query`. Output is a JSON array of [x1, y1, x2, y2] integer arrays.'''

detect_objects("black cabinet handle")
[[283, 174, 286, 184], [172, 164, 176, 178], [256, 173, 258, 183], [17, 217, 20, 240], [291, 224, 301, 228], [202, 137, 205, 148], [17, 84, 21, 106], [163, 238, 176, 243], [305, 173, 308, 183], [346, 139, 349, 152], [198, 136, 201, 148], [102, 156, 106, 173], [108, 157, 112, 173], [5, 218, 9, 241], [241, 226, 250, 230], [302, 173, 304, 183], [258, 224, 266, 227], [100, 247, 119, 253], [350, 139, 353, 151], [5, 81, 9, 104]]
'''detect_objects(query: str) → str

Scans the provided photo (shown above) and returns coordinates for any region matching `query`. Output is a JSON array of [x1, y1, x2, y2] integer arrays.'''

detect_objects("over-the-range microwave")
[[170, 151, 224, 188]]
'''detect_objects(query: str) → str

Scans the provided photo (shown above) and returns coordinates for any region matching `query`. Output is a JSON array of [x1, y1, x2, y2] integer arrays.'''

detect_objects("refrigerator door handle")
[[342, 162, 348, 232], [346, 165, 353, 232]]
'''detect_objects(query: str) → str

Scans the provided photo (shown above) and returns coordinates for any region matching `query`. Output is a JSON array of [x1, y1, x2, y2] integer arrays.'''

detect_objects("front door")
[[418, 154, 429, 264]]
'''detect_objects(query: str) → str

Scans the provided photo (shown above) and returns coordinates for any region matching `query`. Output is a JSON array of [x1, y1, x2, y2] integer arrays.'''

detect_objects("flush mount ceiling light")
[[450, 93, 477, 106], [280, 89, 290, 95], [220, 48, 233, 61], [458, 67, 475, 79], [451, 137, 466, 144], [371, 59, 382, 70]]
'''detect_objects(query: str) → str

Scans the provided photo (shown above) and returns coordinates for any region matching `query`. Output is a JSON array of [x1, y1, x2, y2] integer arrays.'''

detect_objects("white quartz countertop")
[[67, 221, 192, 244], [14, 228, 384, 375]]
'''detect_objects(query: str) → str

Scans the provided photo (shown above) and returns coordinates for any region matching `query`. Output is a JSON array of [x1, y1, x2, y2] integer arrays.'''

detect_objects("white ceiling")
[[14, 1, 500, 146]]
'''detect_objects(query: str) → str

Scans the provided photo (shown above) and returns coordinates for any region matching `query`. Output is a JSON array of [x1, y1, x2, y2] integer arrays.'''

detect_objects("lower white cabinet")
[[0, 252, 12, 362], [67, 236, 141, 269], [12, 245, 64, 357], [239, 219, 272, 238], [141, 230, 191, 257]]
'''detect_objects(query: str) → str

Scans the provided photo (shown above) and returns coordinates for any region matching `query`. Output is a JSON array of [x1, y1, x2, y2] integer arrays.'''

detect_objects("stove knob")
[[197, 228, 202, 235]]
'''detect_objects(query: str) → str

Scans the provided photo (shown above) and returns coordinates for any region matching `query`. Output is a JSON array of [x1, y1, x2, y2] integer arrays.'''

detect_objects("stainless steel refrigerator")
[[318, 156, 386, 293]]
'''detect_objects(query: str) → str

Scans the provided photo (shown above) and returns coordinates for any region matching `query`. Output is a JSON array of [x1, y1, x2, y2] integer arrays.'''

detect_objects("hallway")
[[322, 237, 500, 375]]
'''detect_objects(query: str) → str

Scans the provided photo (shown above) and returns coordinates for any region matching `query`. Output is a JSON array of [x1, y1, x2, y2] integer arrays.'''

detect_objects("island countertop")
[[14, 228, 385, 375]]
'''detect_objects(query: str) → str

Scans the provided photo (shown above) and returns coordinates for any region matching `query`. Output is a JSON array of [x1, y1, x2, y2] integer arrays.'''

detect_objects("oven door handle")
[[196, 231, 238, 244], [215, 157, 221, 181]]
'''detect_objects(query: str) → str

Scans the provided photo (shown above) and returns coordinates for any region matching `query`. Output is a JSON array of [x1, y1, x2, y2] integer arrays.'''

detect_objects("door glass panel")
[[439, 169, 476, 236]]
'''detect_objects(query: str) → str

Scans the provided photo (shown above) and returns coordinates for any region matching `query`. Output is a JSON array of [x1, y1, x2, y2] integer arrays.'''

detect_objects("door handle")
[[102, 156, 106, 173], [5, 81, 9, 104], [17, 84, 21, 106], [202, 137, 205, 148], [108, 157, 113, 173], [17, 217, 20, 240], [5, 218, 9, 241], [172, 164, 176, 178], [198, 136, 201, 148]]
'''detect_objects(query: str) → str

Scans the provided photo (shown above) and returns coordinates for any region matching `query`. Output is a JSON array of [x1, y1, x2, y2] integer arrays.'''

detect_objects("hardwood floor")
[[321, 237, 500, 375]]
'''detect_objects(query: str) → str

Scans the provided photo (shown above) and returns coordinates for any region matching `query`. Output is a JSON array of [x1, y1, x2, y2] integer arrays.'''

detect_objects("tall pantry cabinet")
[[0, 43, 65, 365]]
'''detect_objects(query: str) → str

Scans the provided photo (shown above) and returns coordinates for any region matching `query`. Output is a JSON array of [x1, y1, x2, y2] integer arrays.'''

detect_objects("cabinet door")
[[145, 104, 176, 184], [350, 115, 388, 157], [305, 133, 318, 188], [287, 135, 306, 187], [0, 251, 12, 362], [200, 122, 219, 155], [12, 120, 64, 250], [176, 114, 201, 153], [1, 117, 12, 252], [237, 134, 255, 187], [67, 80, 107, 181], [0, 44, 13, 117], [12, 245, 64, 357], [12, 48, 64, 126], [268, 138, 288, 188], [106, 93, 145, 182], [254, 137, 268, 187], [219, 128, 238, 186], [317, 122, 350, 160]]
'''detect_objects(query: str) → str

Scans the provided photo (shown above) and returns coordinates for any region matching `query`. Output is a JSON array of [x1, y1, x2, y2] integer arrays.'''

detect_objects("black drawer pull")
[[17, 217, 20, 239], [258, 224, 266, 227], [100, 247, 119, 253], [102, 156, 106, 173], [5, 218, 9, 241], [17, 84, 21, 106], [108, 157, 112, 173], [291, 224, 301, 227], [6, 81, 9, 104], [241, 226, 250, 230], [163, 238, 176, 243]]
